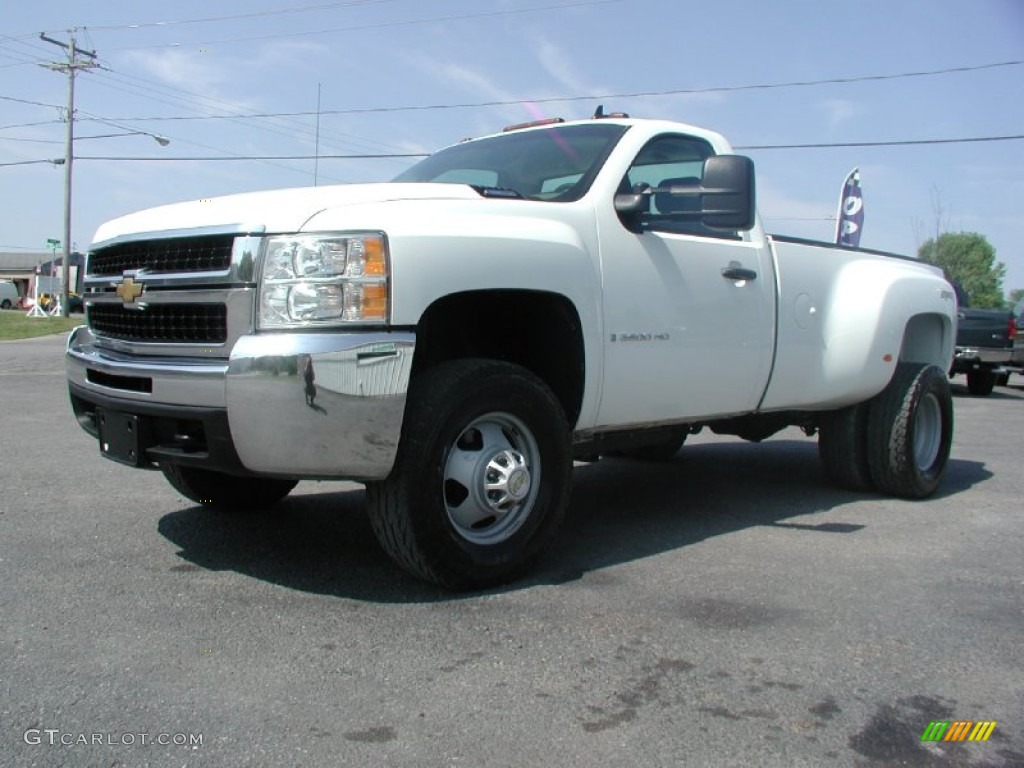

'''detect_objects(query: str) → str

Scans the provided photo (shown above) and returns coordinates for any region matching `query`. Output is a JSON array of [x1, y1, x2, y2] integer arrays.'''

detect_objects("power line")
[[74, 108, 350, 182], [0, 135, 62, 143], [76, 153, 428, 161], [0, 94, 63, 110], [79, 0, 401, 31], [0, 120, 63, 130], [88, 68, 411, 157], [0, 50, 45, 68], [72, 133, 1024, 161], [91, 59, 1024, 122], [107, 0, 625, 50], [736, 135, 1024, 150]]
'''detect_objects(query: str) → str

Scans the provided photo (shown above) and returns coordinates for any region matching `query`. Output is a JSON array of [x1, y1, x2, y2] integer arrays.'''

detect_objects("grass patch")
[[0, 310, 82, 341]]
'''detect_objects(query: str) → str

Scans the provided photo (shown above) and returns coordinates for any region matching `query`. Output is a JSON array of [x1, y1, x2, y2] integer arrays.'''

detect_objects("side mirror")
[[614, 192, 649, 215], [699, 155, 756, 231], [614, 185, 651, 233], [615, 155, 757, 233]]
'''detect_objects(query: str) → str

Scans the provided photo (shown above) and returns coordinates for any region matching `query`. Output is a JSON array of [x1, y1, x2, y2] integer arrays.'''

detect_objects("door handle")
[[721, 266, 757, 281]]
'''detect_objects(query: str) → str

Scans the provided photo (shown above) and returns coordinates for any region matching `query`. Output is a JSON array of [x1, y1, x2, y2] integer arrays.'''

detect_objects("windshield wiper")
[[471, 185, 524, 199]]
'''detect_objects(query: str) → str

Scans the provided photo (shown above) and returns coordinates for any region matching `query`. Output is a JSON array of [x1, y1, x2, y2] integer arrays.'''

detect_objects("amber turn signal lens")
[[363, 284, 387, 319], [363, 237, 386, 275]]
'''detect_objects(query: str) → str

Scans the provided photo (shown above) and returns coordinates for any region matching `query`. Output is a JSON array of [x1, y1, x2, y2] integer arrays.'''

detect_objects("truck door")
[[596, 133, 776, 426]]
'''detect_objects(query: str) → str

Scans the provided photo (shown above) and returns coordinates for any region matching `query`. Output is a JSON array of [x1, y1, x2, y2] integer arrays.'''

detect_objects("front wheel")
[[866, 364, 953, 498], [160, 464, 297, 509], [366, 359, 572, 589]]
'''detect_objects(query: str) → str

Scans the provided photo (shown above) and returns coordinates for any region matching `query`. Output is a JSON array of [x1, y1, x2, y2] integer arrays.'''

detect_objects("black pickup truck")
[[1013, 297, 1024, 372], [950, 286, 1016, 396]]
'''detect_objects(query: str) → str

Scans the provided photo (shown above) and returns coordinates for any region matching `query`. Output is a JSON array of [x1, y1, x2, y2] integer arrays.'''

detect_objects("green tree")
[[1008, 287, 1024, 308], [918, 232, 1006, 309]]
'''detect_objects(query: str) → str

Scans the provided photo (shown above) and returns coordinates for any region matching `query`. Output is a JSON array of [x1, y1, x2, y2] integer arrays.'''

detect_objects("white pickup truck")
[[66, 114, 957, 588]]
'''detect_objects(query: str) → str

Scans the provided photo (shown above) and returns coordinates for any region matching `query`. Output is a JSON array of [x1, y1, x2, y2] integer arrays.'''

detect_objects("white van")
[[0, 280, 20, 309]]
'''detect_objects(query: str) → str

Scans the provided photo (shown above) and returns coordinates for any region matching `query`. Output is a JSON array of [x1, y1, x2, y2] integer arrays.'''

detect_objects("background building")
[[0, 251, 84, 305]]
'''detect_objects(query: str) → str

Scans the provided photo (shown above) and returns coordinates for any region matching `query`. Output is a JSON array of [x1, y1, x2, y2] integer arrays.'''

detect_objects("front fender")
[[302, 197, 604, 426]]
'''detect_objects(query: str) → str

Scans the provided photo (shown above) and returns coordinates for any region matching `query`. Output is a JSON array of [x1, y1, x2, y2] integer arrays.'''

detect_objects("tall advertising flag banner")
[[835, 168, 864, 247]]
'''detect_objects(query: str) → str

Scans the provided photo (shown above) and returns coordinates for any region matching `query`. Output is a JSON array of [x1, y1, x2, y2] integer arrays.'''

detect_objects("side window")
[[623, 134, 733, 238]]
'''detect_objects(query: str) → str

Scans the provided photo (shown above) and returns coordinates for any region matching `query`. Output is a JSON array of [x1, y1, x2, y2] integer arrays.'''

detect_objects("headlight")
[[258, 232, 389, 328]]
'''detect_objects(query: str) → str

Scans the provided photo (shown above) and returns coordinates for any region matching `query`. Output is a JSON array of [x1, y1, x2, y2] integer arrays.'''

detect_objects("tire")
[[866, 363, 953, 499], [0, 299, 11, 309], [611, 434, 687, 461], [366, 359, 572, 589], [160, 464, 297, 509], [818, 403, 873, 492], [966, 370, 995, 396], [995, 372, 1010, 387]]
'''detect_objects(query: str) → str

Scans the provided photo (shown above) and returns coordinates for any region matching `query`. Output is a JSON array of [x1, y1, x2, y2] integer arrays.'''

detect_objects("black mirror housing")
[[700, 155, 755, 231], [614, 193, 649, 215]]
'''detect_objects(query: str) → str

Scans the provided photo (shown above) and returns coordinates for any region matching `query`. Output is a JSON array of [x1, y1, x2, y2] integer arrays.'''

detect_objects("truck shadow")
[[156, 439, 992, 603], [949, 382, 1024, 401], [542, 440, 989, 585]]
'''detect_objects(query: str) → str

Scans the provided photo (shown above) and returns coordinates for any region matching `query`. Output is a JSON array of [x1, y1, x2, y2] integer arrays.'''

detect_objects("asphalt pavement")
[[1, 332, 1022, 767]]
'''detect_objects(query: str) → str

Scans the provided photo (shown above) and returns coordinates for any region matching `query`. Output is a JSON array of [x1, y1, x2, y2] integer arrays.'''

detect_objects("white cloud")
[[121, 49, 256, 115], [125, 49, 226, 94], [258, 39, 331, 65], [535, 39, 597, 95], [406, 57, 535, 131], [821, 98, 858, 128], [532, 38, 723, 121]]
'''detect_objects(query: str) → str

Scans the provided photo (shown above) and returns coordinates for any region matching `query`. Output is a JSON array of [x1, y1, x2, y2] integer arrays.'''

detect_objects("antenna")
[[314, 82, 321, 187]]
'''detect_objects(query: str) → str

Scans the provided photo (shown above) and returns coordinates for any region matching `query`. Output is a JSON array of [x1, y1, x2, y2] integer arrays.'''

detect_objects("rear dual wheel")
[[819, 363, 953, 498], [866, 363, 953, 498], [818, 402, 872, 492]]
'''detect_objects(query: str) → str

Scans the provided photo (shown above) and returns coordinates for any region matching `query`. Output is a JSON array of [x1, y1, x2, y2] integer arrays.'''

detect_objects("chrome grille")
[[88, 235, 235, 276], [88, 304, 228, 344]]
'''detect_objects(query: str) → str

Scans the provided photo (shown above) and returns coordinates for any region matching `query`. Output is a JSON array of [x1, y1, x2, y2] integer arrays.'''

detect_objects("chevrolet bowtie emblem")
[[115, 276, 144, 303]]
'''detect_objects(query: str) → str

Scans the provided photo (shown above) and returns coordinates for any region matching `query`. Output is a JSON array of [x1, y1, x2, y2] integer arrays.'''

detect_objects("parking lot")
[[2, 331, 1022, 767]]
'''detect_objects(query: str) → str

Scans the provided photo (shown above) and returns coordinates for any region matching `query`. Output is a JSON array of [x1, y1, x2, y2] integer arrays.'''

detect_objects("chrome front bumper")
[[66, 326, 415, 480]]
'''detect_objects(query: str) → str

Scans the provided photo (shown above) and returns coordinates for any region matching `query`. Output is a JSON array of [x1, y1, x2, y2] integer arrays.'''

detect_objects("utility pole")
[[40, 30, 97, 317]]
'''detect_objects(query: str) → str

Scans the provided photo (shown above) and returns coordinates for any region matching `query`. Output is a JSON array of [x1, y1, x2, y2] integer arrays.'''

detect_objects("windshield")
[[393, 122, 629, 201]]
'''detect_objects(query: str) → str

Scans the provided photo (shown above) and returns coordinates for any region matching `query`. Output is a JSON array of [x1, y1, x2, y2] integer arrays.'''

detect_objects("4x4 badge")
[[115, 276, 144, 303]]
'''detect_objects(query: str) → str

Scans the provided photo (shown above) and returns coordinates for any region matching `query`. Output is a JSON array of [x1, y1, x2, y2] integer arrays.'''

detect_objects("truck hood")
[[91, 182, 482, 245]]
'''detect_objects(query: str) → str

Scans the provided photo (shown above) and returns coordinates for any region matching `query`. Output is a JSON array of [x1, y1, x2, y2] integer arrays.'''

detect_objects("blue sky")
[[2, 0, 1022, 295]]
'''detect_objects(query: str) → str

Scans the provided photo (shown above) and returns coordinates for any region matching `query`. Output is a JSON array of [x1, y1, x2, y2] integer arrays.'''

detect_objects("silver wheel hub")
[[443, 413, 540, 545], [913, 392, 942, 471], [485, 450, 532, 508]]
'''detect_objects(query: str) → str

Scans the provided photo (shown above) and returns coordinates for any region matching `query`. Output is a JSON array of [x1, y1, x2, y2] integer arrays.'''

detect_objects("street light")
[[77, 131, 171, 146], [0, 158, 64, 168], [57, 126, 170, 316]]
